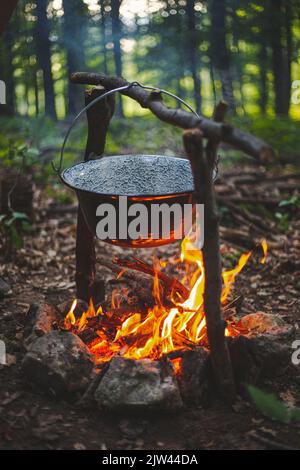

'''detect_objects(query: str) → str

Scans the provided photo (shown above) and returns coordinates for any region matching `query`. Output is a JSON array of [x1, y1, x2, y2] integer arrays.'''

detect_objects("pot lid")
[[62, 154, 196, 197]]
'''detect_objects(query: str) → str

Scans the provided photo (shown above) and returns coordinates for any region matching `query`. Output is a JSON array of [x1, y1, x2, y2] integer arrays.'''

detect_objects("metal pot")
[[53, 83, 210, 248]]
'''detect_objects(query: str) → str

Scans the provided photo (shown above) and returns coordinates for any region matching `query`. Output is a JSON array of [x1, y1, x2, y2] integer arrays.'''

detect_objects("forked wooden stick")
[[75, 86, 114, 301], [183, 106, 236, 403], [70, 72, 274, 162]]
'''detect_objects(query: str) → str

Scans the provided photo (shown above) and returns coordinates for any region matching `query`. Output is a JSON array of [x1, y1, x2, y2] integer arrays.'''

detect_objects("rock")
[[174, 348, 210, 406], [24, 303, 58, 349], [0, 278, 11, 298], [22, 331, 95, 396], [237, 312, 294, 337], [228, 333, 291, 385], [94, 357, 183, 410]]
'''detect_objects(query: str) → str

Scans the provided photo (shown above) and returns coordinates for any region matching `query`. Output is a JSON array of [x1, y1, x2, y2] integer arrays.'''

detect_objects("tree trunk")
[[34, 69, 39, 116], [186, 0, 201, 114], [62, 0, 86, 116], [100, 0, 108, 75], [285, 1, 292, 110], [0, 0, 18, 35], [35, 0, 57, 119], [111, 0, 124, 117], [210, 0, 235, 113], [258, 35, 268, 115], [269, 0, 290, 116]]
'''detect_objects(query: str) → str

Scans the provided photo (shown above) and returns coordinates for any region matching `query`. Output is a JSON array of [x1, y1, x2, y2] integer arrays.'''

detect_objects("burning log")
[[183, 121, 236, 403], [70, 72, 274, 162], [24, 303, 58, 348], [113, 256, 189, 301], [75, 86, 115, 301]]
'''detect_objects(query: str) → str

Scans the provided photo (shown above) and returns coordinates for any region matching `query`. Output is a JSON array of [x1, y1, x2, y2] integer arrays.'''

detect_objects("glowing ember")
[[63, 238, 268, 365], [170, 357, 182, 375]]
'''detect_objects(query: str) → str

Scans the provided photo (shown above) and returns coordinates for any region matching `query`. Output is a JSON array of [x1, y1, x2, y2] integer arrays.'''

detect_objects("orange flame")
[[64, 299, 77, 329], [63, 238, 268, 364], [261, 238, 268, 264]]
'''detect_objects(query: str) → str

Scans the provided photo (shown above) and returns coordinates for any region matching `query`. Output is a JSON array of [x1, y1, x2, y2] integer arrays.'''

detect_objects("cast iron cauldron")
[[54, 83, 214, 248]]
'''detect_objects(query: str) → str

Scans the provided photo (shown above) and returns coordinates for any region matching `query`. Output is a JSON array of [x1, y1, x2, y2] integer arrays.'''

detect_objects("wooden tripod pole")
[[75, 86, 115, 302]]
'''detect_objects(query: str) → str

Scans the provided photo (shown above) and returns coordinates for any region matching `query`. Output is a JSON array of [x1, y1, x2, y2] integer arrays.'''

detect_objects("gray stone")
[[22, 331, 95, 396], [94, 356, 183, 410], [228, 333, 291, 385], [174, 348, 210, 406]]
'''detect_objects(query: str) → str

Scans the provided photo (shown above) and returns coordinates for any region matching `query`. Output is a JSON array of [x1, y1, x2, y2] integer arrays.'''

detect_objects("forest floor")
[[0, 160, 300, 450]]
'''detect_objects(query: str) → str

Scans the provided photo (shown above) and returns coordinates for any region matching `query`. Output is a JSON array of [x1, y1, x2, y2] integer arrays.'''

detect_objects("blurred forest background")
[[1, 0, 300, 164]]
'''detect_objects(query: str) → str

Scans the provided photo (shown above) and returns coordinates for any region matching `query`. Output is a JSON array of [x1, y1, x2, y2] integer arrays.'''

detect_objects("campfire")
[[21, 75, 292, 412], [60, 238, 268, 368]]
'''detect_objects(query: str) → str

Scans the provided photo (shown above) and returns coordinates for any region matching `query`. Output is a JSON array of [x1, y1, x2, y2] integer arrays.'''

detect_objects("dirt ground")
[[0, 163, 300, 450]]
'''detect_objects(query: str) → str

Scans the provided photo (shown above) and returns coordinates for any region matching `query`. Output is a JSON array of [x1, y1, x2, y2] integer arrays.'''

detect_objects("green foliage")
[[274, 195, 300, 231], [247, 385, 300, 424], [279, 195, 300, 209], [0, 211, 33, 252], [275, 212, 291, 232], [232, 117, 300, 162], [1, 142, 39, 170]]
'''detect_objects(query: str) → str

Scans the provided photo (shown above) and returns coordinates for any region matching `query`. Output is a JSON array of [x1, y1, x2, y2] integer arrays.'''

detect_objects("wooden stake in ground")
[[183, 125, 236, 404], [75, 86, 114, 301]]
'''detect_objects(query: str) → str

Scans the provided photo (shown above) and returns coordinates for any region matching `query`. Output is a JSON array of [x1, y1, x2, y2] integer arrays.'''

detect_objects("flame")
[[170, 357, 182, 375], [63, 239, 268, 364], [64, 299, 77, 329], [261, 238, 268, 264]]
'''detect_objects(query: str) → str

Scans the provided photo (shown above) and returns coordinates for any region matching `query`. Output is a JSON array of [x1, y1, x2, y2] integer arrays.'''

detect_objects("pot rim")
[[60, 154, 196, 199]]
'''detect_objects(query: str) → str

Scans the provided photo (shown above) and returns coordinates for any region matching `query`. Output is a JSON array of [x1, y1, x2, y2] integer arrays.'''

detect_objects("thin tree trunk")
[[111, 0, 124, 117], [186, 0, 201, 113], [35, 0, 57, 119], [285, 1, 292, 110], [100, 0, 108, 75], [231, 2, 246, 115], [210, 0, 235, 113], [34, 69, 39, 116], [269, 0, 290, 116], [62, 0, 86, 116], [258, 38, 268, 115], [0, 0, 18, 35]]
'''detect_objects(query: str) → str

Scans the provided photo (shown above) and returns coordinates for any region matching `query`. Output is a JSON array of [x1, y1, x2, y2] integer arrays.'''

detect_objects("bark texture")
[[75, 86, 115, 301], [70, 72, 275, 162]]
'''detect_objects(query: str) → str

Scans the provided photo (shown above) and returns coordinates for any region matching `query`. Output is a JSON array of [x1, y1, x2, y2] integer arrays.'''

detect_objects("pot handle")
[[52, 82, 200, 175]]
